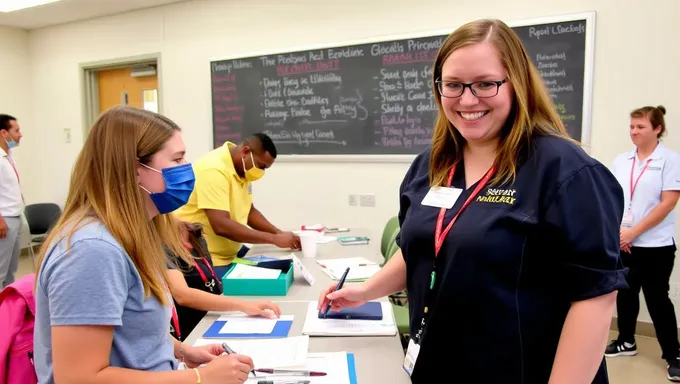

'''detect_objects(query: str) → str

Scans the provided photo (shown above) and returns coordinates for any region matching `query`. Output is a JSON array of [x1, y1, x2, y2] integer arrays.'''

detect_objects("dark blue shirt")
[[397, 135, 627, 383]]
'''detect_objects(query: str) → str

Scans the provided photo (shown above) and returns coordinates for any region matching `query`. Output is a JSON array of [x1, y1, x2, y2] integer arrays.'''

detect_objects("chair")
[[380, 216, 400, 264], [24, 203, 62, 268]]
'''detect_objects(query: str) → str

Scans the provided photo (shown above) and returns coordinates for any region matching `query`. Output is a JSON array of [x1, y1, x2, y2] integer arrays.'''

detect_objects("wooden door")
[[98, 67, 158, 113]]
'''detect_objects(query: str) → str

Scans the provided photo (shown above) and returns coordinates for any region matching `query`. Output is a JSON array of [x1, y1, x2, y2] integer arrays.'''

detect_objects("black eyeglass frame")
[[434, 77, 509, 98]]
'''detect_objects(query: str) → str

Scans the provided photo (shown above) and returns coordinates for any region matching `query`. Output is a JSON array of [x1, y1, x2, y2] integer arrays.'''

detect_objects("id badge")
[[622, 210, 634, 227], [421, 187, 463, 209], [402, 339, 421, 376]]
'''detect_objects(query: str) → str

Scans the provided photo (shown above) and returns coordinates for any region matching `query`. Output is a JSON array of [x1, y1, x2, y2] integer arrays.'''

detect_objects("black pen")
[[323, 267, 350, 318], [222, 342, 257, 377]]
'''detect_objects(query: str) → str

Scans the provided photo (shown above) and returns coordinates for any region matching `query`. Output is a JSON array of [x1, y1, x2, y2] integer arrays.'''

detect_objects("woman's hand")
[[181, 343, 224, 368], [620, 228, 638, 250], [317, 283, 368, 313], [241, 301, 282, 318], [198, 353, 254, 384]]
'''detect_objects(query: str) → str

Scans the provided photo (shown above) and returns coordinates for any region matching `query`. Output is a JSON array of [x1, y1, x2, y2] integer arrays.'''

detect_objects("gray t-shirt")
[[34, 220, 178, 383]]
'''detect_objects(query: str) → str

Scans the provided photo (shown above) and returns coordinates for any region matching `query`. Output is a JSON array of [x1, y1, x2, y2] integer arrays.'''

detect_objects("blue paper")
[[202, 319, 293, 339]]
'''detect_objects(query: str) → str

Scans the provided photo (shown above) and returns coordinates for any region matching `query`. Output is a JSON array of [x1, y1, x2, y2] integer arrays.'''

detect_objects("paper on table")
[[193, 335, 309, 368], [329, 265, 381, 281], [317, 257, 380, 281], [226, 264, 282, 279], [217, 314, 295, 322], [292, 254, 315, 286], [302, 301, 397, 336], [219, 318, 277, 334], [245, 352, 351, 384]]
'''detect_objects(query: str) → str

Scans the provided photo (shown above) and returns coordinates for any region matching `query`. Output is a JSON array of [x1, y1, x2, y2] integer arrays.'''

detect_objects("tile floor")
[[14, 254, 675, 383]]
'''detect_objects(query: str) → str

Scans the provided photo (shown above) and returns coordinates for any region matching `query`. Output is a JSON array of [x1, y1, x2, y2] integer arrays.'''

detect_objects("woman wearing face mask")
[[318, 19, 627, 383], [166, 219, 282, 341], [605, 105, 680, 381], [34, 106, 255, 384]]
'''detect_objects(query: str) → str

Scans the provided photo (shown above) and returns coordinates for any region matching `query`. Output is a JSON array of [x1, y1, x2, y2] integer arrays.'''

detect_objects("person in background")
[[605, 105, 680, 381], [174, 133, 300, 278], [166, 219, 281, 340], [34, 106, 254, 384], [318, 19, 627, 383], [0, 114, 23, 289]]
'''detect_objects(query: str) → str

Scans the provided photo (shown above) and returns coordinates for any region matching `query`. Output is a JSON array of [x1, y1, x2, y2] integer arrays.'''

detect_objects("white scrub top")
[[611, 143, 680, 247]]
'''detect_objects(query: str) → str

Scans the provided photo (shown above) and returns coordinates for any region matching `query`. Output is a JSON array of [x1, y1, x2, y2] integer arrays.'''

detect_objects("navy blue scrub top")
[[397, 135, 628, 384]]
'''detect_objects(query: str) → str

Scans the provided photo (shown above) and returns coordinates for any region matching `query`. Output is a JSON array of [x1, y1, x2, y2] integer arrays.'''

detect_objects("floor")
[[13, 254, 674, 383]]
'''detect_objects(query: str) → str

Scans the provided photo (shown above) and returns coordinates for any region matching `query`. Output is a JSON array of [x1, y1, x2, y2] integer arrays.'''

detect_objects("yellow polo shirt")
[[174, 142, 252, 266]]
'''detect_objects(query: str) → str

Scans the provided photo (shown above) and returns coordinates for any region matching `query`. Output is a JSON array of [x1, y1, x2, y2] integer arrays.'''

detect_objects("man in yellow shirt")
[[174, 133, 300, 277]]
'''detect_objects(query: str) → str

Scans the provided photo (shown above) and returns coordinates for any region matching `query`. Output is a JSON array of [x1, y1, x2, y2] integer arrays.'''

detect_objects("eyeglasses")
[[435, 78, 509, 98]]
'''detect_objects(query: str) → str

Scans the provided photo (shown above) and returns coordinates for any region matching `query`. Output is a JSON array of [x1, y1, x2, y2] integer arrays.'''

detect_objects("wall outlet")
[[359, 193, 376, 207], [348, 194, 357, 206]]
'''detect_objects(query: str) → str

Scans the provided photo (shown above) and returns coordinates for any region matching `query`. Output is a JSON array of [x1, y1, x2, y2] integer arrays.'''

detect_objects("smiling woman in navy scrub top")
[[318, 19, 627, 383], [604, 105, 680, 382]]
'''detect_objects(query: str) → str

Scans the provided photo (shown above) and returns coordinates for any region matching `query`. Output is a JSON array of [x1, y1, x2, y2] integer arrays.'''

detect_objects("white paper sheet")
[[244, 352, 351, 384], [317, 257, 380, 281], [226, 264, 282, 279], [302, 301, 397, 336], [217, 314, 295, 322], [219, 318, 277, 334], [193, 335, 309, 368]]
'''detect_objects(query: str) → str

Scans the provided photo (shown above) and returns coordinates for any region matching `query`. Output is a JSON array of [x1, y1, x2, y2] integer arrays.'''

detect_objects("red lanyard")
[[193, 257, 218, 285], [171, 304, 181, 340], [434, 163, 496, 257], [629, 157, 652, 203]]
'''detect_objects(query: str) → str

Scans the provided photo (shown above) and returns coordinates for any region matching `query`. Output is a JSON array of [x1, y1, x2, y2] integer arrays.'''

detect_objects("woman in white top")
[[605, 105, 680, 381]]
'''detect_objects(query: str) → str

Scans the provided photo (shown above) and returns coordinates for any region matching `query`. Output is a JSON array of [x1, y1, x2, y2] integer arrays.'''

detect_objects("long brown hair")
[[631, 105, 666, 138], [429, 19, 574, 187], [176, 220, 207, 260], [35, 106, 190, 305]]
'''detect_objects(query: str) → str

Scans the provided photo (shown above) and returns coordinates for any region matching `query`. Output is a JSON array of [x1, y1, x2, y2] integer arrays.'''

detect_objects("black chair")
[[24, 203, 62, 268]]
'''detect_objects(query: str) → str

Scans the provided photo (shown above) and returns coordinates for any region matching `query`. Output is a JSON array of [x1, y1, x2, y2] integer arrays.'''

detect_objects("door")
[[98, 67, 158, 113]]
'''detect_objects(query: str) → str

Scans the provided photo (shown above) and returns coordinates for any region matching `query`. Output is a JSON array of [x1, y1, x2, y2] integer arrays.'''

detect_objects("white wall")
[[24, 0, 680, 322], [0, 26, 33, 247]]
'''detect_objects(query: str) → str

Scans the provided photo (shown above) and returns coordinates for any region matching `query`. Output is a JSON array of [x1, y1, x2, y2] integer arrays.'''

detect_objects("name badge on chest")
[[622, 210, 634, 228], [421, 187, 463, 209], [402, 339, 421, 376]]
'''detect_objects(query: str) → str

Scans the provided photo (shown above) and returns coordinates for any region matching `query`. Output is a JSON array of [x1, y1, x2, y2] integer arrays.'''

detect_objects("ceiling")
[[0, 0, 188, 30]]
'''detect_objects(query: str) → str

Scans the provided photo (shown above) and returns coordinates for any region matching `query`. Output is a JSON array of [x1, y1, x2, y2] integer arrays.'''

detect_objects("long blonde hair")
[[36, 106, 189, 305], [429, 19, 575, 187]]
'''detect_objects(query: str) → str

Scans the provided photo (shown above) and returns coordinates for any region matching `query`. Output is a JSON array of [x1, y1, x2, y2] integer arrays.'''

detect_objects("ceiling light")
[[0, 0, 62, 13]]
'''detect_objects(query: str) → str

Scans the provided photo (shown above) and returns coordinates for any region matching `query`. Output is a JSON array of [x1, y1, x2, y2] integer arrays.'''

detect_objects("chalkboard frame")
[[208, 11, 596, 163]]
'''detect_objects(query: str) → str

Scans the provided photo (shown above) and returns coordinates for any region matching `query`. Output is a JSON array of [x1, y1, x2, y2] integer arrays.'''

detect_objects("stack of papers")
[[245, 352, 356, 384], [226, 264, 281, 279], [302, 301, 397, 336], [317, 257, 382, 281], [193, 335, 310, 368]]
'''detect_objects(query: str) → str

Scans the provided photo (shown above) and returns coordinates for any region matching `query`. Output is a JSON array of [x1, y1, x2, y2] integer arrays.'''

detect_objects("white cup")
[[299, 230, 320, 258]]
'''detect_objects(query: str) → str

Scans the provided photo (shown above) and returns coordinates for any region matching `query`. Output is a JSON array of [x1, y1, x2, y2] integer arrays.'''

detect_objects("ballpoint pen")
[[256, 380, 310, 384], [323, 266, 350, 318], [255, 368, 327, 376], [222, 342, 257, 377]]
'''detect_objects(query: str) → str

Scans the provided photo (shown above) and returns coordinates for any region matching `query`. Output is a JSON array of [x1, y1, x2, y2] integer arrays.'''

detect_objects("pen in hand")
[[222, 342, 257, 377], [323, 267, 350, 318]]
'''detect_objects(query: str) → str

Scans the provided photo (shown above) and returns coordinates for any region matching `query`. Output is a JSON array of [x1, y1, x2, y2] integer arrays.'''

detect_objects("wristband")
[[193, 368, 202, 383]]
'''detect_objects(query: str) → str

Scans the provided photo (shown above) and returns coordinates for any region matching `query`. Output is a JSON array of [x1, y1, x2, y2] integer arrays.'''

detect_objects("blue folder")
[[202, 318, 293, 339], [347, 353, 357, 384], [319, 301, 383, 320]]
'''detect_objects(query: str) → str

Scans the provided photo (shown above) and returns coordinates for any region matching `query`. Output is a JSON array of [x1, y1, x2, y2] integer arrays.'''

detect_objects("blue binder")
[[319, 301, 383, 320], [202, 318, 293, 339]]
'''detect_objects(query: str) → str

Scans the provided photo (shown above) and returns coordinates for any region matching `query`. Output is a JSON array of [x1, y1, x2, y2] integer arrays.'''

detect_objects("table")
[[185, 301, 412, 384], [184, 228, 411, 383], [229, 229, 383, 301]]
